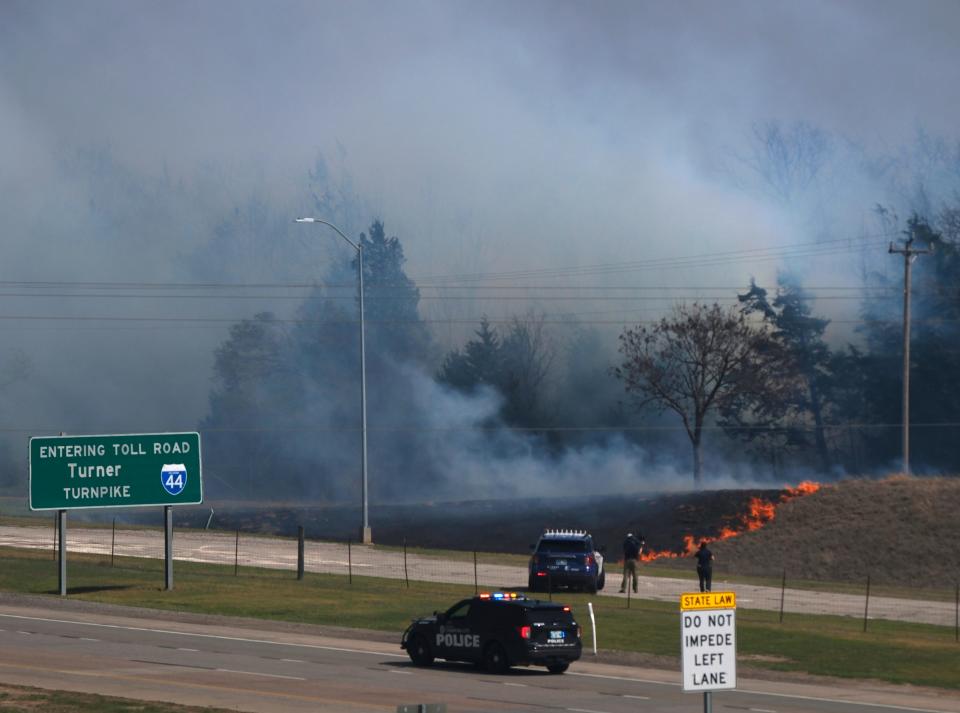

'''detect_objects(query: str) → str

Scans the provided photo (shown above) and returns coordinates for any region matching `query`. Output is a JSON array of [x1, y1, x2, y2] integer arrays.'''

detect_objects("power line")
[[5, 421, 960, 435], [0, 232, 900, 293], [410, 235, 896, 283], [0, 279, 940, 292], [0, 313, 954, 327], [0, 291, 915, 302]]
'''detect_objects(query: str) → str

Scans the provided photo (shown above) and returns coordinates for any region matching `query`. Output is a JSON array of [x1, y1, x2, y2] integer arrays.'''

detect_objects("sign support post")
[[57, 509, 66, 596], [164, 505, 173, 591]]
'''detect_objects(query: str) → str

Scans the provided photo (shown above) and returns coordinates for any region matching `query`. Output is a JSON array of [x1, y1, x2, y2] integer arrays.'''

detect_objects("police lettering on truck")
[[436, 631, 480, 648]]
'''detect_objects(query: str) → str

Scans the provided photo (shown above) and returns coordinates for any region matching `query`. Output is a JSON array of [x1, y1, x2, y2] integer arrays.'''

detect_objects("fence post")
[[297, 526, 305, 581], [778, 568, 786, 623], [111, 518, 116, 568], [347, 538, 352, 585], [234, 529, 240, 576], [473, 551, 478, 594], [403, 538, 409, 589], [862, 575, 871, 632]]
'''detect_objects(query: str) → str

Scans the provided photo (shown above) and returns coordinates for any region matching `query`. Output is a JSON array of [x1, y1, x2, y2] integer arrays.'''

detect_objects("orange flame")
[[639, 481, 821, 561]]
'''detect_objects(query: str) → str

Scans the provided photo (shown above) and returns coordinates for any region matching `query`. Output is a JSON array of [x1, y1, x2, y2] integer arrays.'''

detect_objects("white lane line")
[[571, 671, 950, 713], [503, 682, 527, 687], [16, 631, 31, 635], [280, 658, 304, 663], [733, 690, 949, 713], [79, 637, 99, 642], [568, 708, 612, 713], [750, 708, 777, 712], [0, 613, 405, 659], [623, 694, 650, 700], [389, 670, 413, 675], [177, 648, 199, 652], [216, 668, 305, 681]]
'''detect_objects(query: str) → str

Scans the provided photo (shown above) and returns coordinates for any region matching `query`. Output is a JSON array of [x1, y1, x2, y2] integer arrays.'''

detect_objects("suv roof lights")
[[542, 529, 588, 537]]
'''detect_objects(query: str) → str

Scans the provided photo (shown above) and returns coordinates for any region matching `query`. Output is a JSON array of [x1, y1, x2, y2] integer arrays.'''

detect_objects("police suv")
[[401, 592, 582, 674], [528, 529, 606, 593]]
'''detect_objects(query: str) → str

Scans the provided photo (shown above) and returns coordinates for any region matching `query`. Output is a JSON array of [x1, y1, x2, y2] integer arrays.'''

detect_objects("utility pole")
[[888, 233, 931, 475]]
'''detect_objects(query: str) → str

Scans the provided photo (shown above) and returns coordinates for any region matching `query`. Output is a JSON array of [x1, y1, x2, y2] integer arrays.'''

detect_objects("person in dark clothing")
[[619, 532, 644, 593], [695, 541, 714, 592]]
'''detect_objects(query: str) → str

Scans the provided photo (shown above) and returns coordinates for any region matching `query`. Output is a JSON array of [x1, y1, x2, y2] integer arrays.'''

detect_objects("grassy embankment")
[[1, 546, 958, 690], [0, 684, 238, 713]]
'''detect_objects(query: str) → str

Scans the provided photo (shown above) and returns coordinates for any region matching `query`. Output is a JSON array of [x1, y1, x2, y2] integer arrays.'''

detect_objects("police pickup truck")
[[528, 529, 606, 593], [401, 592, 581, 674]]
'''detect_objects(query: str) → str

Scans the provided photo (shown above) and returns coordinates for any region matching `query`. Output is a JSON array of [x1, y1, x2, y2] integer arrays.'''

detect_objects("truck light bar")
[[479, 592, 523, 600], [542, 529, 588, 537]]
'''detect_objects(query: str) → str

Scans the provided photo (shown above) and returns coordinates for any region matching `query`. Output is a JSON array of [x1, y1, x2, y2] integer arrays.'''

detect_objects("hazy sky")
[[1, 0, 958, 476], [5, 0, 959, 277]]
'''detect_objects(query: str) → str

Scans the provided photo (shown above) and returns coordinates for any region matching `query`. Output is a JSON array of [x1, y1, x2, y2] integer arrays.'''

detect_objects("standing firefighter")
[[695, 541, 714, 593], [619, 532, 643, 593]]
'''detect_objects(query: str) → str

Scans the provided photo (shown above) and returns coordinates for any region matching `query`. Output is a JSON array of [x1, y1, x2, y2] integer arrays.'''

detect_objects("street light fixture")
[[294, 217, 371, 544]]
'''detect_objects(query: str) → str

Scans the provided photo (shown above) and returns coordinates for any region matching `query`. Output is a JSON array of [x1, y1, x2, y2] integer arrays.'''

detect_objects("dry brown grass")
[[711, 475, 960, 589]]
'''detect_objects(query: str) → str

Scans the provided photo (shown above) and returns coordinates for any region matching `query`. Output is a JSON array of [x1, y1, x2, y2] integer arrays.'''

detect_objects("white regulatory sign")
[[680, 591, 737, 692]]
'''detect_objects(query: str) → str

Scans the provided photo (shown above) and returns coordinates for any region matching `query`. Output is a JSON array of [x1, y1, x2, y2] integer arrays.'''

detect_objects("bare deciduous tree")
[[742, 120, 833, 203], [615, 303, 787, 487]]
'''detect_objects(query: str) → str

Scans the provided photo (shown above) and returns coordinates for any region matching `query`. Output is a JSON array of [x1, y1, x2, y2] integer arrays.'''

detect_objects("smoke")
[[2, 1, 959, 495]]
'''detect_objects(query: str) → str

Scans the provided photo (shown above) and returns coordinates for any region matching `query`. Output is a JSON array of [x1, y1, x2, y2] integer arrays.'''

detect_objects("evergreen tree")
[[736, 274, 833, 472], [437, 314, 554, 430], [356, 220, 433, 366]]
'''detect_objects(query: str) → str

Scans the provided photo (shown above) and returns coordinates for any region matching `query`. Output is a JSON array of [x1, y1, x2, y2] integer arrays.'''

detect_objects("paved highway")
[[0, 524, 954, 627], [0, 600, 957, 713]]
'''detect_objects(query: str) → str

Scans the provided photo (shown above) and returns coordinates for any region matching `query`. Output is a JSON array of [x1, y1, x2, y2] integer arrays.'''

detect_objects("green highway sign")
[[29, 432, 202, 510]]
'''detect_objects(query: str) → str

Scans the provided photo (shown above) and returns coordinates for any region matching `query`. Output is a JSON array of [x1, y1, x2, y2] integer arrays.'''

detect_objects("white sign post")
[[681, 592, 737, 712]]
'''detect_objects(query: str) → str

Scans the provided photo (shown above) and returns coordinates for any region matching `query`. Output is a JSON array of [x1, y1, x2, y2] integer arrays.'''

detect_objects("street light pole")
[[295, 218, 371, 544]]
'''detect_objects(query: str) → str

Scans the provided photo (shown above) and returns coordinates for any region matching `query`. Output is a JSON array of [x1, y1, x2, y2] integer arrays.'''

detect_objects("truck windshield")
[[536, 539, 588, 553]]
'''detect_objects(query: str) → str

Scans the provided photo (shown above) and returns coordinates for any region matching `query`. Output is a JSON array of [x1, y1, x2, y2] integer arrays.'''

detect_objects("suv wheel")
[[585, 577, 597, 594], [597, 569, 606, 591], [546, 661, 570, 674], [406, 634, 434, 667], [483, 641, 510, 674]]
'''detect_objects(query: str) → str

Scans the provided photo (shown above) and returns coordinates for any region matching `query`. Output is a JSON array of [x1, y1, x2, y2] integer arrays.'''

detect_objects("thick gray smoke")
[[2, 1, 959, 499]]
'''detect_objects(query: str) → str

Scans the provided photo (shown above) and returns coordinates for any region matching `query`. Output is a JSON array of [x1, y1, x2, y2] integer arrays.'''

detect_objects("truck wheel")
[[483, 641, 510, 674], [528, 575, 540, 593], [546, 662, 570, 674], [406, 634, 434, 666]]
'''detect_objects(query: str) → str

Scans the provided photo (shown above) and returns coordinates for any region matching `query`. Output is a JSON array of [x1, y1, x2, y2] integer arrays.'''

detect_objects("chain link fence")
[[1, 516, 957, 637]]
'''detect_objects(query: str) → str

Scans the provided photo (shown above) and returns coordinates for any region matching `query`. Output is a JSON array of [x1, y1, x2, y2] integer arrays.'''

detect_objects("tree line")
[[201, 208, 960, 496]]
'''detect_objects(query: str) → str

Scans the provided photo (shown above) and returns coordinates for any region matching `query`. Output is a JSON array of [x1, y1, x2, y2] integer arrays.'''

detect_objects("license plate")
[[549, 630, 565, 640], [554, 559, 567, 566]]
